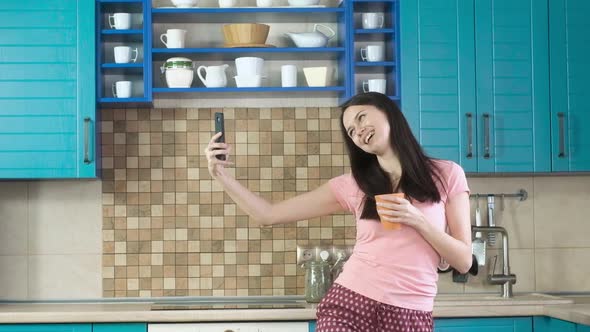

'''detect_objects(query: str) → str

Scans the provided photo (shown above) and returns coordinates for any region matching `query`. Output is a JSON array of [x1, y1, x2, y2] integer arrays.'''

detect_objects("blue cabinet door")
[[579, 324, 590, 332], [474, 0, 551, 172], [0, 325, 91, 332], [533, 316, 576, 332], [435, 317, 532, 332], [402, 0, 552, 173], [0, 0, 96, 178], [400, 0, 477, 172], [308, 321, 316, 332], [93, 323, 146, 332], [549, 0, 590, 171]]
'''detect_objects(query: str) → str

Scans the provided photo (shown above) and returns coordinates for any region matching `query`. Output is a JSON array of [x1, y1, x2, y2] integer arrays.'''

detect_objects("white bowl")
[[287, 0, 320, 6], [303, 67, 327, 87], [235, 75, 262, 88], [171, 0, 198, 7]]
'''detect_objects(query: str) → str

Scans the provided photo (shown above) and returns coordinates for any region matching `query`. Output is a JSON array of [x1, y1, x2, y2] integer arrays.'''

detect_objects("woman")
[[204, 92, 471, 332]]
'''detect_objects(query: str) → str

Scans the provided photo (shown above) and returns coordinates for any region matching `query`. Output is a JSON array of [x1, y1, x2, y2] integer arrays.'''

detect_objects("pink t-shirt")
[[328, 159, 469, 312]]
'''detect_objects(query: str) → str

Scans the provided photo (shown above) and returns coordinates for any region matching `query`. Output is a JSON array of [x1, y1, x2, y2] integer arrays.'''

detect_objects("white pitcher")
[[197, 64, 229, 88]]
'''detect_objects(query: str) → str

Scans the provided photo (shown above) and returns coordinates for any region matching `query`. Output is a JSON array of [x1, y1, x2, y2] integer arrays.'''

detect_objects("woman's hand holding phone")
[[205, 132, 233, 178]]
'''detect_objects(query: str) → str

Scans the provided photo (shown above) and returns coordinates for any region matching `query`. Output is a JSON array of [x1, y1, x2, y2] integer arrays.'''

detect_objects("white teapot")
[[197, 64, 229, 88], [285, 24, 336, 48]]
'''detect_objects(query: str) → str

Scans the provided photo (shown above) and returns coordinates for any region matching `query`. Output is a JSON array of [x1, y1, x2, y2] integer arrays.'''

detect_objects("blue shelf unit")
[[152, 7, 345, 14], [150, 5, 350, 98], [349, 0, 400, 101], [95, 1, 407, 102], [153, 86, 346, 93], [96, 0, 152, 104]]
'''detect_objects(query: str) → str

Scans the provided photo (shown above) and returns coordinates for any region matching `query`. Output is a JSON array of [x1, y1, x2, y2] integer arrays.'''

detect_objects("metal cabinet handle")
[[84, 117, 91, 164], [466, 113, 473, 158], [558, 112, 566, 158], [483, 113, 491, 159]]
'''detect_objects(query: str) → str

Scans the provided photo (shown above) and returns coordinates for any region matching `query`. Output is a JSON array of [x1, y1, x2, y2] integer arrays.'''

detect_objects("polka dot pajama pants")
[[316, 284, 434, 332]]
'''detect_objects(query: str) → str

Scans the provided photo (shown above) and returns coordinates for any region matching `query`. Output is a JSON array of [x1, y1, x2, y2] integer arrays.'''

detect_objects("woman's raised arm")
[[205, 132, 345, 226]]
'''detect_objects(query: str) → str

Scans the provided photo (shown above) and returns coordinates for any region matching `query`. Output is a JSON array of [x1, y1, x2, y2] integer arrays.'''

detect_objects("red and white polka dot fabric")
[[316, 284, 434, 332]]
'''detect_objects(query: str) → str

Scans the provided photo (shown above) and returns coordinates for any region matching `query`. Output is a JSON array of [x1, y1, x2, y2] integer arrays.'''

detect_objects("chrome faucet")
[[471, 226, 516, 298]]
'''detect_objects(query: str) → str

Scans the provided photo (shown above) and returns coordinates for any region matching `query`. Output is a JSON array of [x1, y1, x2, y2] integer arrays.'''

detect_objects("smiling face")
[[342, 104, 392, 155]]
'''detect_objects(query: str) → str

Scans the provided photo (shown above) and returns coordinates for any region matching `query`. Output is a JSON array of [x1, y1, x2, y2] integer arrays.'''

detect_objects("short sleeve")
[[328, 174, 358, 214], [445, 161, 470, 202]]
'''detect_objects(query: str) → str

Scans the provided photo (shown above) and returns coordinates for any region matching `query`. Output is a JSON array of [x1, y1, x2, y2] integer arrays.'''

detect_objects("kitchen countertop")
[[0, 294, 588, 326]]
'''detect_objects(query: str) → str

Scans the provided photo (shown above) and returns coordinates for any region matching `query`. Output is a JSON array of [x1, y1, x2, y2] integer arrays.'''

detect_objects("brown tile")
[[101, 106, 354, 297]]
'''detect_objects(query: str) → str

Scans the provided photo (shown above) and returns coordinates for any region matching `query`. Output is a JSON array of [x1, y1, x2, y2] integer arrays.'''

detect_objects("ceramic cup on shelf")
[[256, 0, 273, 7], [108, 13, 131, 30], [281, 64, 297, 87], [113, 46, 138, 64], [235, 57, 264, 77], [218, 0, 236, 7], [160, 29, 187, 48], [360, 45, 384, 62], [112, 81, 132, 98], [303, 67, 328, 87], [362, 78, 386, 94], [362, 13, 384, 29]]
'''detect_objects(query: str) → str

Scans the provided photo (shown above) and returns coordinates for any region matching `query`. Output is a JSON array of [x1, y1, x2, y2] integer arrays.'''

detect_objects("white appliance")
[[149, 322, 309, 332]]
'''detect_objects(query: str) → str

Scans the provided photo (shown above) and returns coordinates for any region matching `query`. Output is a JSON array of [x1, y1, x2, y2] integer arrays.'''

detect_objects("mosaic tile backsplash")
[[101, 107, 357, 297]]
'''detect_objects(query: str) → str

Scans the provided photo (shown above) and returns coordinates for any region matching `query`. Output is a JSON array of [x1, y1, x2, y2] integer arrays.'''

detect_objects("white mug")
[[363, 79, 386, 94], [360, 45, 384, 62], [281, 65, 297, 87], [256, 0, 273, 7], [113, 46, 138, 63], [160, 29, 187, 48], [112, 81, 132, 98], [108, 13, 131, 30], [235, 57, 264, 77], [219, 0, 236, 7], [362, 13, 384, 29]]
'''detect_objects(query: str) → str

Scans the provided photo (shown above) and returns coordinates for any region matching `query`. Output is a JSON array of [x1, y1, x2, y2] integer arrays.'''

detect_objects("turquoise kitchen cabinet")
[[401, 0, 550, 173], [534, 316, 577, 332], [436, 317, 532, 331], [93, 323, 146, 332], [534, 316, 590, 331], [400, 0, 477, 171], [309, 317, 533, 331], [549, 0, 590, 171], [474, 0, 550, 172], [0, 324, 145, 332], [0, 0, 97, 178], [0, 325, 91, 332]]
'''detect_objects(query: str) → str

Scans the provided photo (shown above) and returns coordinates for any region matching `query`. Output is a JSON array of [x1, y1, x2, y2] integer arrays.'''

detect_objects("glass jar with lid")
[[303, 260, 333, 303]]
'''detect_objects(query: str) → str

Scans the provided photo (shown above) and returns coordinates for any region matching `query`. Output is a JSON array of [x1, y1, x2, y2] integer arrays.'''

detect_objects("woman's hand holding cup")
[[375, 193, 405, 230], [376, 192, 428, 231]]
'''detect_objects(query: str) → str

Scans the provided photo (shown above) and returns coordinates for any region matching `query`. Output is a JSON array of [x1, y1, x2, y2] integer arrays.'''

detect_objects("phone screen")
[[214, 112, 226, 161]]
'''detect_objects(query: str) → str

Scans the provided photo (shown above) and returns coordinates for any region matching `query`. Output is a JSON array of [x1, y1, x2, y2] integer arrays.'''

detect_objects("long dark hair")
[[339, 92, 445, 220]]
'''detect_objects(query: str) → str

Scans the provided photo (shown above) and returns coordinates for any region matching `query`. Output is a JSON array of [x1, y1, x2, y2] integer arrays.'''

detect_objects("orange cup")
[[375, 193, 405, 230]]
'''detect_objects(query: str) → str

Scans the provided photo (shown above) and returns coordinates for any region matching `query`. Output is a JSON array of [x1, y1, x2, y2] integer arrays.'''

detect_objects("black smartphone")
[[214, 112, 226, 161]]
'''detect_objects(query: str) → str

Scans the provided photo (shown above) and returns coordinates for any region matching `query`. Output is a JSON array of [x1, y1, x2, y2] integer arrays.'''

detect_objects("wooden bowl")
[[222, 23, 270, 46]]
